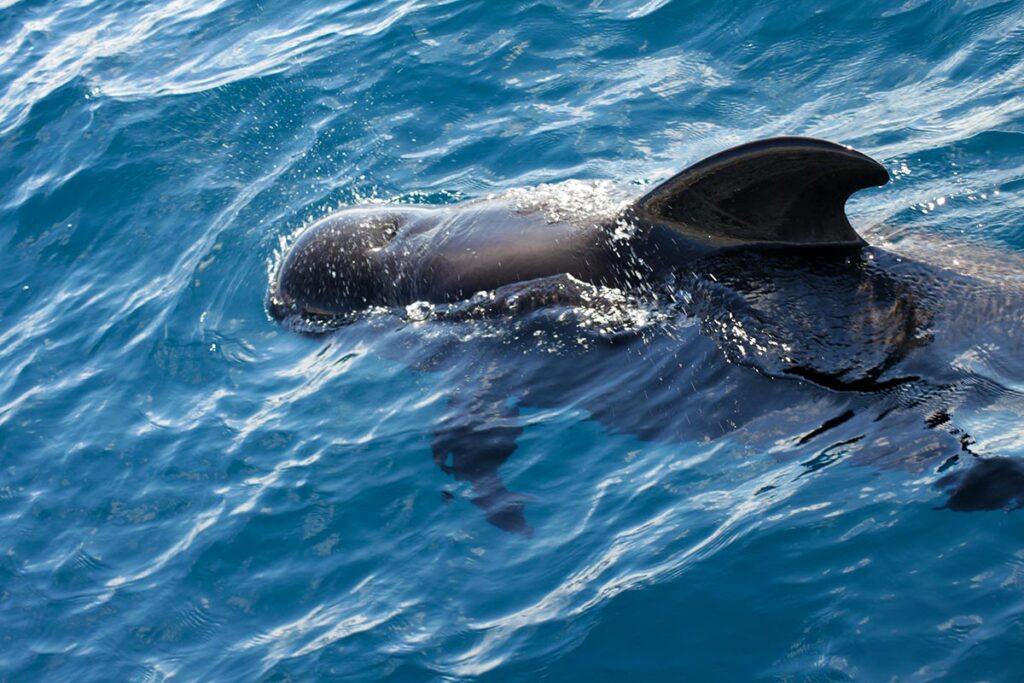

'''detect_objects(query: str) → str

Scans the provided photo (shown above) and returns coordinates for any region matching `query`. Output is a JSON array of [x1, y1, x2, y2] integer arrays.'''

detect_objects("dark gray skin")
[[269, 201, 618, 318], [268, 137, 1024, 533], [269, 137, 886, 319]]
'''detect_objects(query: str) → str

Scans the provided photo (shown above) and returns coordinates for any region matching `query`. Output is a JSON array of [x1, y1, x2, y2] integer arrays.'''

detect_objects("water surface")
[[2, 0, 1024, 680]]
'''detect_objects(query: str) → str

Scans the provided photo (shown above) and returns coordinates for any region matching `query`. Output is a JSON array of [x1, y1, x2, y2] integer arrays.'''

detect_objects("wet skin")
[[268, 138, 1024, 532]]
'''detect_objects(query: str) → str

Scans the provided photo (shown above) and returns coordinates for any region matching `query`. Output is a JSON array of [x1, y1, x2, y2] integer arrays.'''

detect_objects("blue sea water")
[[3, 0, 1024, 680]]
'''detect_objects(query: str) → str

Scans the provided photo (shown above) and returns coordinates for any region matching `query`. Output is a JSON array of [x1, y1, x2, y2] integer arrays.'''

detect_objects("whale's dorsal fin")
[[633, 137, 889, 247]]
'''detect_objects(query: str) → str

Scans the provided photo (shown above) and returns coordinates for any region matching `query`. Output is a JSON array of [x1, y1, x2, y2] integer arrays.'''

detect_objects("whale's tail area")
[[632, 137, 890, 248]]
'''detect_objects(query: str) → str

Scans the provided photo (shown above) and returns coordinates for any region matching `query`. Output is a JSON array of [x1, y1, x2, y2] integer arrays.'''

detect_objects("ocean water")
[[3, 0, 1024, 680]]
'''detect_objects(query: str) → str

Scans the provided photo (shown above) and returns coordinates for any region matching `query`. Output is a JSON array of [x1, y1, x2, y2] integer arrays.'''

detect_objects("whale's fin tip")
[[635, 136, 889, 247]]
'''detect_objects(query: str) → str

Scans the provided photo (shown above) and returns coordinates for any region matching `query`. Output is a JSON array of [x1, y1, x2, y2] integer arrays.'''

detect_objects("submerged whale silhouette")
[[268, 137, 1024, 533]]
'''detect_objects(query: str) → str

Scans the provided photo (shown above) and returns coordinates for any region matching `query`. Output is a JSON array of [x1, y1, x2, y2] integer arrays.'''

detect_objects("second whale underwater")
[[268, 137, 1024, 533]]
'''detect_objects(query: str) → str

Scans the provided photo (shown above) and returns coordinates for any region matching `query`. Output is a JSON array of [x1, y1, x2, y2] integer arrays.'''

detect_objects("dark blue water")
[[3, 1, 1024, 680]]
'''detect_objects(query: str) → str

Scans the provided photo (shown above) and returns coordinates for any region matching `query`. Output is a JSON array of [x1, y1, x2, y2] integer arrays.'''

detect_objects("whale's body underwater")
[[269, 137, 1024, 533]]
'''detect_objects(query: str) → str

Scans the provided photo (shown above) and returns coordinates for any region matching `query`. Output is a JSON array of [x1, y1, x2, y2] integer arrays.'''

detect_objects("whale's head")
[[268, 207, 430, 323]]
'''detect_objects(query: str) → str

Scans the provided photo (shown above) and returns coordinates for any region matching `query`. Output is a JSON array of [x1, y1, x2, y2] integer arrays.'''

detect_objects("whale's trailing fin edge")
[[634, 137, 890, 247]]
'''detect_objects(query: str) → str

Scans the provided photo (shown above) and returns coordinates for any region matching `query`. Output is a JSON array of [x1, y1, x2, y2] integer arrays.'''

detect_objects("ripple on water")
[[3, 0, 1024, 680]]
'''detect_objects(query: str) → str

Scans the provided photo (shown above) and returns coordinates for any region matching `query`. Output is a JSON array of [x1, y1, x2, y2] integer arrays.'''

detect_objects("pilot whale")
[[268, 137, 1024, 533], [268, 137, 887, 319]]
